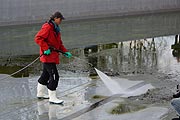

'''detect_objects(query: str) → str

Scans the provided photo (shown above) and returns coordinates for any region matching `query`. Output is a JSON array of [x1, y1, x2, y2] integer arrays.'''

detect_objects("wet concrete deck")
[[0, 71, 172, 120]]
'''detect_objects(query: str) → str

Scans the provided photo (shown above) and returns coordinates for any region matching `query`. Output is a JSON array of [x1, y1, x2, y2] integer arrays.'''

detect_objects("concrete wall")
[[0, 0, 180, 26], [0, 11, 180, 56]]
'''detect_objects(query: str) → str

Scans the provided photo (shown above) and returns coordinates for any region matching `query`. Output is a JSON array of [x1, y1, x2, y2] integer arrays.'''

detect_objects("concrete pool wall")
[[0, 0, 180, 26]]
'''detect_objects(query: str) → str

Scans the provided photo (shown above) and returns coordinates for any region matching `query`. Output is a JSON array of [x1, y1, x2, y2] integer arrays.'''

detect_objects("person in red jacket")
[[35, 11, 72, 104]]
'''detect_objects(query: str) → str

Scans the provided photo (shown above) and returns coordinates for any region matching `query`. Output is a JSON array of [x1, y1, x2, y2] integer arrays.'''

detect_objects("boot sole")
[[49, 101, 64, 104], [37, 97, 49, 100]]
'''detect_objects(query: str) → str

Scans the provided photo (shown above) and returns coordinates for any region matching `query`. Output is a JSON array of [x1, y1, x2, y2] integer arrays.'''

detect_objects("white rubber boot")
[[48, 89, 64, 104], [37, 83, 49, 99]]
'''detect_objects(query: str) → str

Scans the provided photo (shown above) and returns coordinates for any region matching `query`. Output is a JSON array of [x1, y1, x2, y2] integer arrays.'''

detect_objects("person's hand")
[[44, 49, 51, 55], [64, 52, 72, 58]]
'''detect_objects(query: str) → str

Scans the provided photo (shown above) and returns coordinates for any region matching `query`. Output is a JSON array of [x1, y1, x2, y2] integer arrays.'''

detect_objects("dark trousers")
[[38, 63, 59, 91]]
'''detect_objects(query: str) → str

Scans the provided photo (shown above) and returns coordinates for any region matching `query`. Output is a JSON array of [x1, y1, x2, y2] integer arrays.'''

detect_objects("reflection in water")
[[37, 101, 65, 120], [84, 38, 158, 75], [0, 35, 176, 77], [172, 34, 180, 62]]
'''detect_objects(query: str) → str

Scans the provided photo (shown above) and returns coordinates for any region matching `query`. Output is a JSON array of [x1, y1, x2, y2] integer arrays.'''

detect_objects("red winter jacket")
[[35, 22, 68, 64]]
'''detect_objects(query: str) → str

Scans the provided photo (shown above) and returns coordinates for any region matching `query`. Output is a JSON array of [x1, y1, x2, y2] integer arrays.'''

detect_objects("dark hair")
[[50, 11, 65, 21]]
